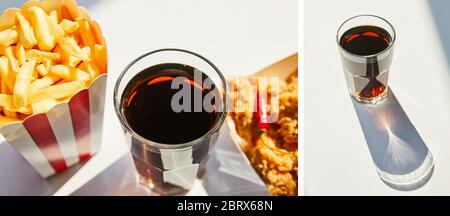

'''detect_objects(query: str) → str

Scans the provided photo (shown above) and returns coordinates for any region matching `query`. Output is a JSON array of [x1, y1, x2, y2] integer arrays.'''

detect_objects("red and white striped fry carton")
[[0, 75, 107, 178], [0, 0, 108, 178]]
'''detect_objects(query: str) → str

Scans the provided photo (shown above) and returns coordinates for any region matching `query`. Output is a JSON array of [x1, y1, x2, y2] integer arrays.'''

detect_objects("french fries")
[[0, 28, 18, 47], [79, 61, 99, 81], [94, 44, 107, 73], [50, 64, 90, 81], [4, 46, 19, 73], [3, 108, 18, 119], [0, 1, 107, 124], [0, 94, 14, 109], [28, 6, 56, 51], [15, 12, 37, 48], [49, 10, 59, 24], [30, 74, 60, 92], [14, 60, 36, 107], [60, 36, 89, 61], [76, 17, 95, 49], [0, 94, 32, 115], [26, 49, 60, 62], [31, 99, 58, 114], [16, 43, 27, 65], [0, 56, 15, 93], [59, 19, 79, 34], [29, 81, 84, 104], [47, 11, 65, 41], [36, 63, 49, 76]]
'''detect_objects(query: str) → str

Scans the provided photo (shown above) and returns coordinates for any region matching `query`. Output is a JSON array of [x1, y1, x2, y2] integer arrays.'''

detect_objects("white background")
[[305, 0, 450, 195], [0, 0, 298, 195]]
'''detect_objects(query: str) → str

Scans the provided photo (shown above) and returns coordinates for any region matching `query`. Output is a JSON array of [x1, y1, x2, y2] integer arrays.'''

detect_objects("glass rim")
[[336, 14, 397, 58], [113, 48, 228, 150]]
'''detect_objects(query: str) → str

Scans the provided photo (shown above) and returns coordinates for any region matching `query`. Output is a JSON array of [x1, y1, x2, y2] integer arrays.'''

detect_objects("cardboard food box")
[[226, 53, 298, 195]]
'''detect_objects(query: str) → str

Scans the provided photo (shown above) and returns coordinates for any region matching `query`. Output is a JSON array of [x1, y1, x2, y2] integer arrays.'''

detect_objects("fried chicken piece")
[[277, 117, 298, 150], [252, 133, 297, 196], [266, 170, 297, 196], [229, 72, 298, 196]]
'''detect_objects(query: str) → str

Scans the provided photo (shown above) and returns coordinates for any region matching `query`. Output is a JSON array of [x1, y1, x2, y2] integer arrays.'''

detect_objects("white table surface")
[[0, 0, 298, 195], [305, 0, 450, 195]]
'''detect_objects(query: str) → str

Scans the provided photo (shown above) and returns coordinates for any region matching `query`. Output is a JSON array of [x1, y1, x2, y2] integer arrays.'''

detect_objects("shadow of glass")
[[71, 154, 157, 196], [0, 143, 86, 195], [351, 89, 434, 191], [428, 0, 450, 67]]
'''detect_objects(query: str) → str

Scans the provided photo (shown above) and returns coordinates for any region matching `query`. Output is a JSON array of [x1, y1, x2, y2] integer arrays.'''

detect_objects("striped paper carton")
[[0, 75, 107, 178], [0, 0, 108, 178]]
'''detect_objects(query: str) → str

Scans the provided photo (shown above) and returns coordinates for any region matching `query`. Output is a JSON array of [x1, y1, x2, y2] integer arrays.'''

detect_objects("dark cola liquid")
[[122, 63, 218, 144], [121, 63, 220, 194], [340, 26, 392, 99]]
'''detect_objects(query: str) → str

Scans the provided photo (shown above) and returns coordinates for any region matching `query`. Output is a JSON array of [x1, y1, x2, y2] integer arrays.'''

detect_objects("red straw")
[[256, 88, 269, 130]]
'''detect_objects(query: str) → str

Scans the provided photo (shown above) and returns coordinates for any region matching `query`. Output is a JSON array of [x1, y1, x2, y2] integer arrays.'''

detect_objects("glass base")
[[353, 88, 388, 105], [132, 156, 190, 196], [137, 174, 188, 196]]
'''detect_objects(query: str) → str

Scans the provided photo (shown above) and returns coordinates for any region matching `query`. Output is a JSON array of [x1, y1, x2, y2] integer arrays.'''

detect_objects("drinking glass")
[[113, 49, 227, 195], [337, 15, 396, 104]]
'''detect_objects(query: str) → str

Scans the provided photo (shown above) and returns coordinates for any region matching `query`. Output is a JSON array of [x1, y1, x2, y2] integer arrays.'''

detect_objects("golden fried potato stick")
[[79, 61, 99, 80], [90, 20, 106, 47], [49, 10, 59, 24], [26, 49, 61, 63], [28, 6, 55, 51], [32, 66, 38, 81], [71, 31, 82, 44], [82, 46, 91, 57], [0, 94, 32, 114], [35, 59, 53, 76], [0, 94, 14, 107], [50, 65, 90, 81], [44, 59, 52, 71], [94, 44, 107, 73], [20, 0, 44, 17], [55, 0, 80, 21], [0, 28, 18, 47], [15, 12, 37, 49], [0, 81, 7, 94], [63, 46, 90, 67], [76, 17, 95, 48], [0, 56, 15, 93], [13, 60, 37, 107], [3, 46, 19, 73], [63, 55, 80, 67], [59, 19, 79, 34], [31, 99, 58, 114], [30, 74, 60, 92], [16, 43, 26, 66], [46, 12, 65, 41], [36, 64, 48, 76], [29, 80, 84, 104], [3, 108, 18, 119], [60, 37, 90, 61], [0, 8, 20, 32], [13, 107, 33, 115]]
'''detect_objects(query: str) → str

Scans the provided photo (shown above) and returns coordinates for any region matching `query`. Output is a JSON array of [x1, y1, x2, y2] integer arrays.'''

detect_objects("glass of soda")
[[114, 49, 227, 195], [337, 14, 396, 104]]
